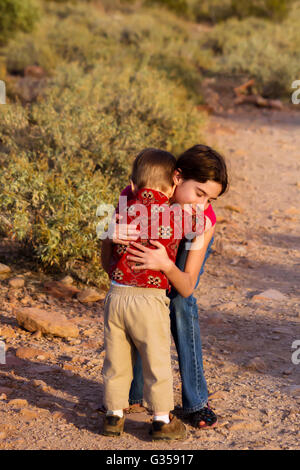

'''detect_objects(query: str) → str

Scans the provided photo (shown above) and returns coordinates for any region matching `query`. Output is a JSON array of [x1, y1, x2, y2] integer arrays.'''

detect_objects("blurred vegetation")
[[0, 0, 299, 287], [0, 0, 204, 286], [189, 0, 294, 23], [0, 0, 40, 45], [201, 1, 300, 97]]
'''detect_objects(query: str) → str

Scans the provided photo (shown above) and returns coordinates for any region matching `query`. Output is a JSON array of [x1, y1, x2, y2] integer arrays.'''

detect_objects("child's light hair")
[[131, 148, 176, 193]]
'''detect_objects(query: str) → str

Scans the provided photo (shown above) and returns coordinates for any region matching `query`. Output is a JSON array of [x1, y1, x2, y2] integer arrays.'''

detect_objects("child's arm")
[[127, 226, 215, 298]]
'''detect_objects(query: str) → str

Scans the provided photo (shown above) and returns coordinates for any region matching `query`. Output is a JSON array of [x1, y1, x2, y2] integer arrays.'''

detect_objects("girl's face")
[[173, 174, 222, 210]]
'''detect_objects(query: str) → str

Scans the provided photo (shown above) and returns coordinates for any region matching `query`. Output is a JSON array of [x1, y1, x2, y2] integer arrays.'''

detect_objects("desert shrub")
[[0, 59, 203, 285], [231, 0, 293, 21], [145, 0, 188, 15], [201, 3, 300, 98], [0, 0, 40, 44], [189, 0, 294, 23], [5, 32, 58, 74], [189, 0, 234, 23]]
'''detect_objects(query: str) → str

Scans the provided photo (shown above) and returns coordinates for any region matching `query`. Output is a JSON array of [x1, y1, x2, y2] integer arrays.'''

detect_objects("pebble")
[[77, 288, 106, 303], [245, 357, 267, 373], [252, 289, 287, 302], [228, 420, 263, 432], [8, 277, 25, 289], [8, 399, 29, 408], [285, 385, 300, 396], [0, 263, 11, 274], [43, 281, 80, 299], [60, 275, 74, 285], [16, 347, 51, 360], [19, 409, 39, 420]]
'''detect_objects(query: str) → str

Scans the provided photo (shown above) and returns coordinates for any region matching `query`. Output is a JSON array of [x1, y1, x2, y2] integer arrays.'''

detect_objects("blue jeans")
[[129, 236, 214, 413]]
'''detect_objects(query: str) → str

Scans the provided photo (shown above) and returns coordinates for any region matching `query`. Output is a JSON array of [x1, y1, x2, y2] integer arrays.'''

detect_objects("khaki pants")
[[102, 284, 174, 413]]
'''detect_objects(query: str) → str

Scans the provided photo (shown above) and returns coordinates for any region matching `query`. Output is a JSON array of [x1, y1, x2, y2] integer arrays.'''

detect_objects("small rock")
[[77, 288, 106, 303], [0, 432, 7, 440], [285, 385, 300, 396], [30, 379, 48, 391], [252, 289, 287, 302], [8, 277, 25, 289], [16, 347, 50, 360], [0, 263, 11, 274], [60, 275, 74, 285], [208, 390, 229, 400], [19, 409, 39, 420], [8, 398, 28, 408], [14, 306, 79, 338], [228, 420, 263, 432], [245, 357, 267, 373], [0, 393, 7, 400], [82, 328, 95, 337], [43, 281, 80, 299], [0, 325, 17, 339]]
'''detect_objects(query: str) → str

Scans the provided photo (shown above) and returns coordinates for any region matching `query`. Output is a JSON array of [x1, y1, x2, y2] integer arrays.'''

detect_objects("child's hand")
[[109, 214, 140, 245], [126, 240, 172, 272]]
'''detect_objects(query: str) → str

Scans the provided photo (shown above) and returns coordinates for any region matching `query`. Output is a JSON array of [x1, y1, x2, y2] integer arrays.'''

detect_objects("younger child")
[[101, 148, 203, 440]]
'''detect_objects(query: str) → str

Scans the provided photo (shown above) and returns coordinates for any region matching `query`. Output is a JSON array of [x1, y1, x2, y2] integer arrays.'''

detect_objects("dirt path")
[[0, 106, 299, 450]]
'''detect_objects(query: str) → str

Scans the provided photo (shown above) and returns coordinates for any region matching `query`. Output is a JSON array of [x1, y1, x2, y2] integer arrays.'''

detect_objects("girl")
[[107, 144, 228, 429]]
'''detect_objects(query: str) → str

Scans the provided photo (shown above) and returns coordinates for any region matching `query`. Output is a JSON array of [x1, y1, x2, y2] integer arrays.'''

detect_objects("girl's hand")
[[109, 214, 140, 245], [126, 240, 173, 272]]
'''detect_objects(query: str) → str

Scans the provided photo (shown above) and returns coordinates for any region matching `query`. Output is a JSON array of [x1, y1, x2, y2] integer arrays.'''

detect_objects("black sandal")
[[189, 403, 217, 429]]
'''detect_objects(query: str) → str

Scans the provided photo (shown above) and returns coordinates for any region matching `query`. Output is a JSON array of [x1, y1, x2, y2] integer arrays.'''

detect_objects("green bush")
[[145, 0, 188, 15], [201, 3, 300, 98], [0, 59, 203, 285], [5, 33, 58, 74], [0, 0, 40, 44], [231, 0, 293, 21], [189, 0, 294, 23]]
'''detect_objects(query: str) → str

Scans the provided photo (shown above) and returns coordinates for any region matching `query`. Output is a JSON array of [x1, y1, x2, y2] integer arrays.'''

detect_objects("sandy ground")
[[0, 105, 299, 450]]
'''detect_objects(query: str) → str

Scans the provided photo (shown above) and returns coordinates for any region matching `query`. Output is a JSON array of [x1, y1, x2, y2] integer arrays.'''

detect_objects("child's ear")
[[173, 169, 182, 186]]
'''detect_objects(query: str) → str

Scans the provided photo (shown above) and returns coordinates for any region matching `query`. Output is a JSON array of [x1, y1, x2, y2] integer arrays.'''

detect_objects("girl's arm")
[[127, 225, 215, 298]]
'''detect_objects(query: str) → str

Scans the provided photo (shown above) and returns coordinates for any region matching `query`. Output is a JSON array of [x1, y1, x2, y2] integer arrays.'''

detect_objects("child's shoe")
[[150, 413, 186, 441], [102, 415, 125, 437]]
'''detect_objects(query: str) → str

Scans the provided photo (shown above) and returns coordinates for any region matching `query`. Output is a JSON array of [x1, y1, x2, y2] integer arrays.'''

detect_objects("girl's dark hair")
[[176, 144, 229, 196]]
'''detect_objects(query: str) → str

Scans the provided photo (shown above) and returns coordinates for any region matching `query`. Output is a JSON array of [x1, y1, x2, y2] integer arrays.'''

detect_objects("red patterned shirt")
[[109, 187, 204, 291]]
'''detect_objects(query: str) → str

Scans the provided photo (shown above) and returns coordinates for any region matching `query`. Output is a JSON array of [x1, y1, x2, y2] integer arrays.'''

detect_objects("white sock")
[[106, 409, 123, 418], [153, 414, 170, 424]]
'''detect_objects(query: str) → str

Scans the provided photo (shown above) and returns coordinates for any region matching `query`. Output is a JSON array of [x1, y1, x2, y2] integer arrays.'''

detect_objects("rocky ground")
[[0, 104, 299, 450]]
